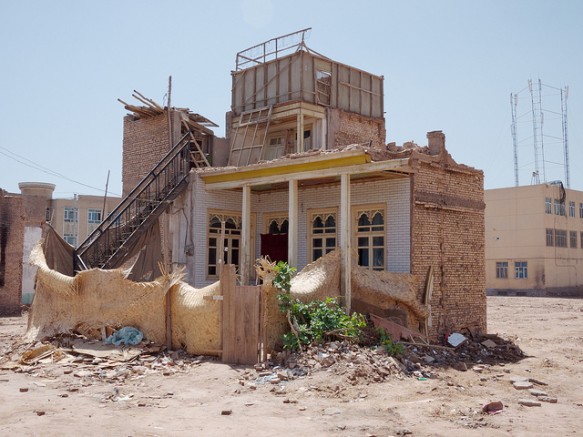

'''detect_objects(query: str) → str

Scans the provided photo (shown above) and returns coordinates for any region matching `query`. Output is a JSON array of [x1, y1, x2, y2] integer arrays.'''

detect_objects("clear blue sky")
[[1, 0, 582, 198]]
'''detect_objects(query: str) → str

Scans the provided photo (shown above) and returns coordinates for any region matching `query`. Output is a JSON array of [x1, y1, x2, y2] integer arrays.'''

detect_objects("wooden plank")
[[370, 314, 425, 342], [221, 265, 237, 363], [238, 285, 261, 364], [222, 264, 261, 365]]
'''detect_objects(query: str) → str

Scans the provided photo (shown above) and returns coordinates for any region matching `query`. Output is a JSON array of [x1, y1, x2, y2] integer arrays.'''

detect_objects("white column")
[[296, 110, 304, 153], [241, 185, 252, 284], [288, 179, 298, 268], [339, 173, 352, 313]]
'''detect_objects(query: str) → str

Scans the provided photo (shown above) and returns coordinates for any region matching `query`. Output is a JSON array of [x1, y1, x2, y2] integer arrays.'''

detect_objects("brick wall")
[[122, 113, 173, 197], [410, 154, 486, 338], [0, 191, 24, 315], [328, 108, 386, 151]]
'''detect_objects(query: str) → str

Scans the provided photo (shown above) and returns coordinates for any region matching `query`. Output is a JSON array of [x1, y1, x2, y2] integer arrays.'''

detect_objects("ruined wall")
[[122, 113, 182, 196], [0, 191, 24, 315], [410, 152, 486, 339], [327, 108, 386, 151]]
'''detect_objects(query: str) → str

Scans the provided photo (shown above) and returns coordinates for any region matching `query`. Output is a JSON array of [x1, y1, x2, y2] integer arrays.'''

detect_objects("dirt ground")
[[1, 296, 582, 437]]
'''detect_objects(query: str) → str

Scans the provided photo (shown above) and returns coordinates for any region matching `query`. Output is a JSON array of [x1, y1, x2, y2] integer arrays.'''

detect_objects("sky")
[[1, 0, 582, 198]]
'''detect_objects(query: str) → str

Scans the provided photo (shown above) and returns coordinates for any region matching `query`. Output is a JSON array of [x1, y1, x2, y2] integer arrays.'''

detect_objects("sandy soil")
[[1, 296, 582, 437]]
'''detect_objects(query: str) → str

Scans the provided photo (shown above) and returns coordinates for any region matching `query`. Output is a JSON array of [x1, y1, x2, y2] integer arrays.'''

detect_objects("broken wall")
[[0, 191, 24, 315], [122, 112, 181, 197], [327, 108, 386, 151], [410, 151, 486, 338]]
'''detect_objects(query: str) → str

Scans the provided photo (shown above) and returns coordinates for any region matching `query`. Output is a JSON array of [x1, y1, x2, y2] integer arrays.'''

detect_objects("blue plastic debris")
[[105, 326, 144, 346]]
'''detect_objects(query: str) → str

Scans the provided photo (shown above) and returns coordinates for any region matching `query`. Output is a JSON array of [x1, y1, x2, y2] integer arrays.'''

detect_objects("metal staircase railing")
[[74, 132, 196, 271]]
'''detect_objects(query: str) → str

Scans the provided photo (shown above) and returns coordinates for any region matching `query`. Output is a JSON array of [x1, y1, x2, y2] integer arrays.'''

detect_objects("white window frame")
[[308, 208, 337, 262], [514, 261, 528, 279], [496, 261, 508, 279], [207, 211, 242, 279], [353, 204, 386, 271], [64, 207, 78, 223], [63, 233, 77, 247], [87, 208, 102, 224]]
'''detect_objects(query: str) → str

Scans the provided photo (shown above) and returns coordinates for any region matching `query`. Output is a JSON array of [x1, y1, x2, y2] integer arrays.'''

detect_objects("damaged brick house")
[[74, 30, 486, 339]]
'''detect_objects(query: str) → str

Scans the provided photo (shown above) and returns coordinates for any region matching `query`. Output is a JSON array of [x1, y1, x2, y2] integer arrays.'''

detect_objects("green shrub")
[[273, 261, 366, 351], [377, 328, 405, 356]]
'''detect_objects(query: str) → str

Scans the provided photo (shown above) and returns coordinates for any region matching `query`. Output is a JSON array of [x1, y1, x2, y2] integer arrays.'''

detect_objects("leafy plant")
[[273, 262, 366, 351], [377, 328, 405, 356]]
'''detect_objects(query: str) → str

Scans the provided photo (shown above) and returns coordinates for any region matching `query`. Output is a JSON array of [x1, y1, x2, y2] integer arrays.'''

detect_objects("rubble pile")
[[245, 333, 527, 387], [1, 328, 527, 393], [0, 333, 212, 385]]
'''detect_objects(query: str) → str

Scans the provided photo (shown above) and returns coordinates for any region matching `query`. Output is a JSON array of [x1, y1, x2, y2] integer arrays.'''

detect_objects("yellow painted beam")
[[201, 151, 371, 185]]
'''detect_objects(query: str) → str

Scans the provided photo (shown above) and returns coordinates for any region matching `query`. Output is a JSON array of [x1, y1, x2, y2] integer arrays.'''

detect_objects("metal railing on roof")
[[235, 28, 311, 71]]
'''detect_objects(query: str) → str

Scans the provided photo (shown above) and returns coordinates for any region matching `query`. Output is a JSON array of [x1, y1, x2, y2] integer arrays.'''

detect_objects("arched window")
[[310, 210, 337, 261], [208, 213, 241, 277], [355, 208, 385, 271]]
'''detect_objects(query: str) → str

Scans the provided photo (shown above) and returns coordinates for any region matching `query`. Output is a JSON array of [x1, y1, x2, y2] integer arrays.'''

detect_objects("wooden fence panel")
[[221, 265, 262, 364]]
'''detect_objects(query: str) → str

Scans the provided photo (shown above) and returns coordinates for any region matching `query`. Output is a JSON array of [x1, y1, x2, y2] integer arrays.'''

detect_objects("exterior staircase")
[[74, 132, 208, 271]]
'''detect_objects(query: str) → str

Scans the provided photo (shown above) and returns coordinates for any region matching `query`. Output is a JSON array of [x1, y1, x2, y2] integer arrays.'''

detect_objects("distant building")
[[485, 183, 583, 296], [0, 182, 121, 312], [49, 194, 121, 248]]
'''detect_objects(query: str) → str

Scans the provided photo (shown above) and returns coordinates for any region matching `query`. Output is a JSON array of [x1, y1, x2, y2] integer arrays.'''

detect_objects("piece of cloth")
[[105, 326, 144, 346]]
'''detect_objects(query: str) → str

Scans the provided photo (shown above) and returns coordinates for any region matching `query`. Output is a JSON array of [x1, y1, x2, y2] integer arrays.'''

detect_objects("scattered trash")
[[20, 344, 56, 365], [105, 327, 144, 346], [447, 333, 467, 348]]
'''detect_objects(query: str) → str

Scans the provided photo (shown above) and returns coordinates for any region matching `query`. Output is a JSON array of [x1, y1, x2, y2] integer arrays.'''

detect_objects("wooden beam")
[[339, 81, 382, 97], [288, 179, 298, 268], [241, 185, 252, 284], [202, 156, 411, 191], [340, 173, 352, 313]]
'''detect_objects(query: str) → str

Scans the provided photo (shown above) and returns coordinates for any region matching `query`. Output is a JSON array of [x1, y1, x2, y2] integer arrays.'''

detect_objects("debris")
[[539, 396, 558, 403], [19, 387, 28, 393], [221, 409, 232, 415], [482, 401, 504, 414], [370, 314, 424, 342], [323, 407, 342, 415], [20, 345, 56, 365], [447, 333, 467, 348], [529, 377, 548, 386], [513, 381, 534, 390], [518, 398, 541, 407], [105, 327, 144, 346], [481, 339, 497, 349]]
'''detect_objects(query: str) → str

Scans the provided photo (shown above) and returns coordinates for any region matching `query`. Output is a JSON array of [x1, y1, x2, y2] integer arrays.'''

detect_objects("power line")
[[0, 146, 120, 196]]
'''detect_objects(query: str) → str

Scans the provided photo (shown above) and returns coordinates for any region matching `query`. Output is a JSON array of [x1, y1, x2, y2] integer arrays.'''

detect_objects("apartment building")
[[485, 183, 583, 296]]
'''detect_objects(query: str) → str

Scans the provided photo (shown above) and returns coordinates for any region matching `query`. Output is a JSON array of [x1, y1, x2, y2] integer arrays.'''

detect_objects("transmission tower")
[[510, 79, 570, 187]]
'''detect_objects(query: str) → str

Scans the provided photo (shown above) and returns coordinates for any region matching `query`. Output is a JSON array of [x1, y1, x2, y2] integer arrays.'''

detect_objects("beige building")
[[485, 183, 583, 296], [49, 194, 121, 248]]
